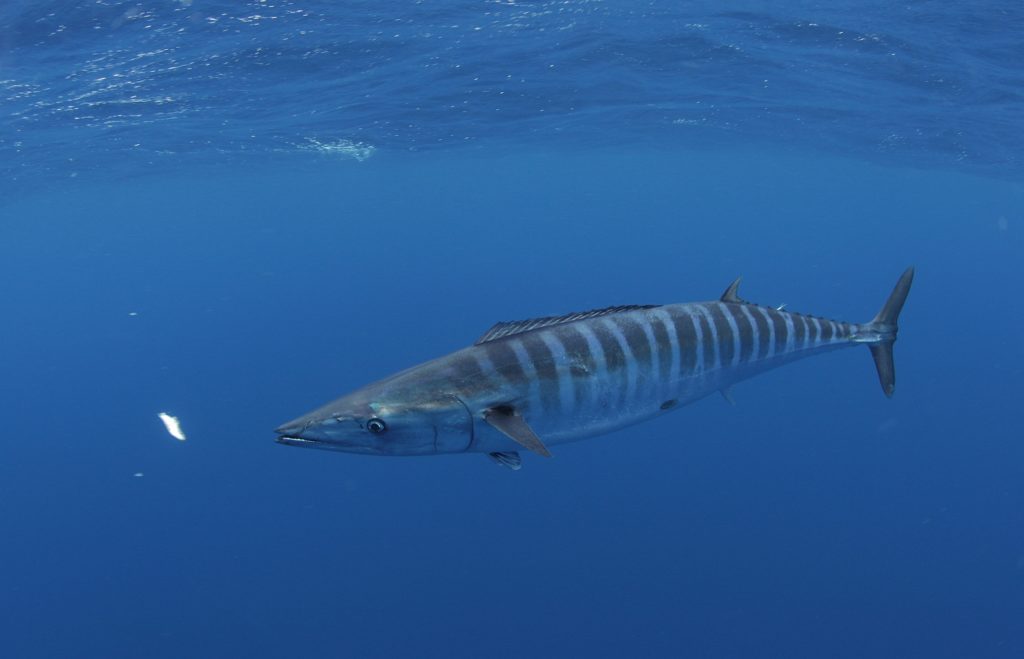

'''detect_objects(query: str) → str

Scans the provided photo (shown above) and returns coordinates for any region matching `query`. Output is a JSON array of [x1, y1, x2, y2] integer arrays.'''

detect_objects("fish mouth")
[[274, 428, 381, 454], [274, 418, 330, 448], [275, 434, 327, 448], [274, 416, 327, 446], [275, 433, 362, 452]]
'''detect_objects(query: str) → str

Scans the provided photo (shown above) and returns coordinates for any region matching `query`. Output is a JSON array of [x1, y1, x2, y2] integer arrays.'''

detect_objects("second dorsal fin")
[[720, 277, 745, 304], [475, 304, 659, 345]]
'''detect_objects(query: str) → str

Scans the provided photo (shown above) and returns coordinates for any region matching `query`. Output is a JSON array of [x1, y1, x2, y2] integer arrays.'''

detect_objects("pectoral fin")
[[483, 407, 552, 457]]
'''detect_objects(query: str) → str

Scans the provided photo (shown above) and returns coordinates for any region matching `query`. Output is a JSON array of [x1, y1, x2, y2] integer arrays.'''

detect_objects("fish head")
[[275, 385, 473, 456]]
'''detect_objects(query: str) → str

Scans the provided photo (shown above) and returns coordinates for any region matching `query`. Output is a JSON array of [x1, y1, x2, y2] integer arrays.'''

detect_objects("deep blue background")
[[3, 1, 1024, 657], [2, 151, 1022, 658]]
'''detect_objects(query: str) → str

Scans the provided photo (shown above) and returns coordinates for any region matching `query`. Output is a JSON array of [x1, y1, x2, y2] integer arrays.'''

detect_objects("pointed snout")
[[275, 410, 325, 437], [274, 418, 313, 448], [274, 419, 306, 436], [274, 415, 337, 450]]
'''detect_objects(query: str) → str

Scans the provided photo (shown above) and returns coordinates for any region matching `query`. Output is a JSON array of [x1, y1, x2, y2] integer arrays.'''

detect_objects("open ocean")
[[2, 2, 1023, 658]]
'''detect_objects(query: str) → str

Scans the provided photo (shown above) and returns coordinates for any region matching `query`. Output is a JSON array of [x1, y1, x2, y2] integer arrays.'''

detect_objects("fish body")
[[276, 268, 914, 465]]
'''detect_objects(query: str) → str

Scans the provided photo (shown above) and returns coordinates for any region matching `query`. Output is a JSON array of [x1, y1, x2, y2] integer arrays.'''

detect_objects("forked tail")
[[853, 267, 915, 397]]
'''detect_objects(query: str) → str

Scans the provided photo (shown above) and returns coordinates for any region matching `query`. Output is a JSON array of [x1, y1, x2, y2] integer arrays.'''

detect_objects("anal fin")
[[483, 407, 552, 457]]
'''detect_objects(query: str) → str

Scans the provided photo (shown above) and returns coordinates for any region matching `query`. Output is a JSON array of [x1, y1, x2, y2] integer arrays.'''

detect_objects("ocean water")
[[2, 2, 1023, 658]]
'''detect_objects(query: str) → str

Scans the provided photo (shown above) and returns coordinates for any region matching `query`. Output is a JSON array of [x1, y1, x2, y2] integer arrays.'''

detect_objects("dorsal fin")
[[720, 277, 745, 304], [475, 304, 659, 345]]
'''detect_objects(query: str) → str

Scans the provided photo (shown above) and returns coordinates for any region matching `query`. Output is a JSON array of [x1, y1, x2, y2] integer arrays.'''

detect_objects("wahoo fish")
[[276, 268, 914, 469]]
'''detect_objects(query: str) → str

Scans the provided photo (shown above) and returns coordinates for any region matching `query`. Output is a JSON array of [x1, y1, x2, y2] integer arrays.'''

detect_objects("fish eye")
[[366, 418, 387, 434]]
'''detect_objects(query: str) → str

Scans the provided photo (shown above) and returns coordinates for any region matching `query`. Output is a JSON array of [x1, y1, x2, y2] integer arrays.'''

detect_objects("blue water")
[[2, 2, 1023, 658]]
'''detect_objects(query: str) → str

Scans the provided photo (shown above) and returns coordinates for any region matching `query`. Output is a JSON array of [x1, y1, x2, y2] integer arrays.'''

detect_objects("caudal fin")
[[865, 267, 915, 397]]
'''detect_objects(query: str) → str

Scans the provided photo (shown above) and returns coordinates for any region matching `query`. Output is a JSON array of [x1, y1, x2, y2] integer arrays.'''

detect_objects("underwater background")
[[2, 2, 1022, 657]]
